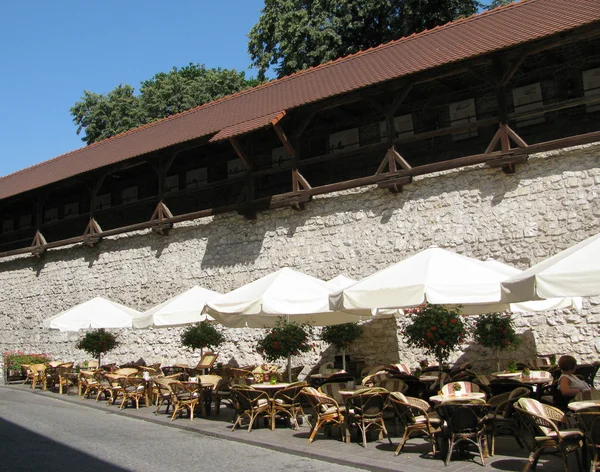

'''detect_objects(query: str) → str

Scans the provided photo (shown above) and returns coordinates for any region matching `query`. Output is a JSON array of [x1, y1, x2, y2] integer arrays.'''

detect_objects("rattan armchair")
[[302, 387, 345, 444], [231, 386, 271, 432], [79, 371, 99, 398], [168, 381, 201, 421], [389, 392, 442, 456], [153, 378, 174, 415], [344, 388, 392, 448], [514, 397, 584, 472], [573, 407, 600, 472], [270, 382, 308, 430], [119, 377, 147, 409], [436, 401, 491, 466], [485, 386, 530, 455], [29, 364, 47, 390]]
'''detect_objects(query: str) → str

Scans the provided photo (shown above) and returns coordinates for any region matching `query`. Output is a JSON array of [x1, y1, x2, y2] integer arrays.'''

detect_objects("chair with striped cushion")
[[388, 363, 412, 375], [485, 387, 530, 455], [302, 387, 345, 444], [515, 397, 584, 472], [574, 389, 600, 402], [389, 392, 442, 457], [377, 378, 408, 394], [318, 382, 348, 405], [231, 386, 270, 432]]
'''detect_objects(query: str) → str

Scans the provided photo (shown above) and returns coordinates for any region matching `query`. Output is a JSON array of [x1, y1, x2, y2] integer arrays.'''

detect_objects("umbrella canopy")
[[204, 267, 370, 328], [501, 233, 600, 302], [133, 286, 221, 329], [327, 274, 357, 290], [330, 246, 512, 314], [481, 259, 581, 312], [43, 296, 142, 332]]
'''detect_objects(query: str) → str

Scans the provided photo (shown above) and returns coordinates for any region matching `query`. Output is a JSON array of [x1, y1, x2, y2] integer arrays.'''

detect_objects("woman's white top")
[[559, 373, 591, 393]]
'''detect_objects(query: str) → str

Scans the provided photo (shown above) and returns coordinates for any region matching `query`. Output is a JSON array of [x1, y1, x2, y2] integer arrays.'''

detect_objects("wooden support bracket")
[[484, 124, 528, 173], [83, 218, 103, 247], [291, 170, 312, 210], [31, 230, 47, 257], [150, 201, 174, 235], [228, 137, 253, 171], [375, 148, 412, 192]]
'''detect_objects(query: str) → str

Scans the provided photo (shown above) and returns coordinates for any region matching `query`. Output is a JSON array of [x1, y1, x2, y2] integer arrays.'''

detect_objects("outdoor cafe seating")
[[343, 387, 392, 448]]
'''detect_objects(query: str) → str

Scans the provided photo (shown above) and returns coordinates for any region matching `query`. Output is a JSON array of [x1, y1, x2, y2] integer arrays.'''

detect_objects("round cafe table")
[[430, 392, 486, 403], [252, 382, 290, 397], [568, 400, 600, 411], [492, 371, 522, 379]]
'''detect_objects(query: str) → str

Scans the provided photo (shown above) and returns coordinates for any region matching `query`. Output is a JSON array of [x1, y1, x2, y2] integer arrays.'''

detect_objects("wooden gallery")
[[0, 0, 599, 369]]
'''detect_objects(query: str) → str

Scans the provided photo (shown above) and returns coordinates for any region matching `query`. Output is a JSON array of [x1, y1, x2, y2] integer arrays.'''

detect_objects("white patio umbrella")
[[205, 267, 370, 328], [133, 286, 220, 329], [482, 259, 581, 312], [327, 274, 357, 290], [43, 296, 143, 332], [501, 233, 600, 302], [330, 246, 514, 314]]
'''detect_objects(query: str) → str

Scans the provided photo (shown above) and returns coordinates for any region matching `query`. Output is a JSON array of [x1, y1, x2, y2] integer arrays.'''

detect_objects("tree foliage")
[[70, 64, 260, 145], [76, 328, 119, 364], [180, 321, 225, 353], [403, 304, 466, 368], [321, 323, 363, 351], [256, 318, 313, 362], [248, 0, 479, 80], [473, 312, 520, 371]]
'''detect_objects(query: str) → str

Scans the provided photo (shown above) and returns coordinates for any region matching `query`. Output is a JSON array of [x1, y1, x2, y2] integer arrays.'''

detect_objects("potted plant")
[[181, 321, 225, 357], [3, 351, 51, 382], [76, 329, 118, 366], [403, 304, 467, 387], [419, 359, 429, 370], [256, 318, 312, 382], [321, 323, 363, 371], [473, 312, 521, 372], [507, 360, 518, 373], [453, 382, 463, 396], [522, 367, 531, 380], [549, 354, 557, 366]]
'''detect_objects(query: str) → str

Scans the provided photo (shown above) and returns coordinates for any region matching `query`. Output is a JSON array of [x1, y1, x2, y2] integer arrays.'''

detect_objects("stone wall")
[[1, 142, 599, 379]]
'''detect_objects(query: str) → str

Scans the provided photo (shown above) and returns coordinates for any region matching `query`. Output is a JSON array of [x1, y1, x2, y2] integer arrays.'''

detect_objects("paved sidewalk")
[[2, 383, 575, 472]]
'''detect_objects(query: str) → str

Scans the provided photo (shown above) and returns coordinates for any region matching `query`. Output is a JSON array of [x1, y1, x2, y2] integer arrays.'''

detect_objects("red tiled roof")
[[1, 0, 599, 200], [209, 110, 285, 142]]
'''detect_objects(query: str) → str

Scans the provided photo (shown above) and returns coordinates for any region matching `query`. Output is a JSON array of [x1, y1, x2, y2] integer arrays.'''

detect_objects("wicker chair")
[[318, 382, 348, 406], [153, 378, 174, 415], [485, 386, 530, 455], [55, 365, 77, 394], [29, 364, 47, 390], [119, 377, 147, 409], [231, 386, 271, 432], [270, 382, 309, 430], [573, 407, 600, 472], [79, 371, 99, 398], [515, 397, 584, 472], [389, 392, 442, 456], [377, 378, 408, 394], [168, 381, 201, 421], [113, 367, 139, 378], [102, 374, 126, 405], [302, 387, 345, 444], [435, 402, 491, 466], [198, 374, 221, 415], [344, 388, 392, 448]]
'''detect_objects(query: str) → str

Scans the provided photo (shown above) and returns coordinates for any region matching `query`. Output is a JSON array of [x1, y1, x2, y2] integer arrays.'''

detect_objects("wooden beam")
[[83, 218, 103, 247], [228, 137, 253, 170], [30, 230, 47, 257], [501, 49, 528, 86], [150, 201, 174, 235], [272, 122, 297, 160]]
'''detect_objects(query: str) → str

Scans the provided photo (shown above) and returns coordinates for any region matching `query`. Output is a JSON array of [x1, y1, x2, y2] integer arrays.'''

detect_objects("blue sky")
[[0, 0, 266, 178]]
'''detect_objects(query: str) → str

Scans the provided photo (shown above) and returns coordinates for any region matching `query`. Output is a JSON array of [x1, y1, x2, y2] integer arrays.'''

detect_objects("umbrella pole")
[[287, 355, 292, 382], [342, 348, 346, 371]]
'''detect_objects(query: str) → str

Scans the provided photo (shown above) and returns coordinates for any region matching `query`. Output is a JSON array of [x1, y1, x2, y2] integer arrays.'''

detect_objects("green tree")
[[71, 64, 260, 145], [181, 321, 225, 356], [473, 312, 520, 372], [486, 0, 515, 10], [321, 323, 363, 371], [248, 0, 479, 80], [70, 85, 144, 145], [76, 328, 119, 366]]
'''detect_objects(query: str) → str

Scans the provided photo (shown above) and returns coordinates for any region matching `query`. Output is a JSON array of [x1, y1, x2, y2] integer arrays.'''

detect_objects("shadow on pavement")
[[0, 417, 129, 472]]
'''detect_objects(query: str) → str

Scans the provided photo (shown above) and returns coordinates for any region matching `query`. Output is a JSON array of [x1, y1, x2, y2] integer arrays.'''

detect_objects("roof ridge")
[[0, 0, 537, 182]]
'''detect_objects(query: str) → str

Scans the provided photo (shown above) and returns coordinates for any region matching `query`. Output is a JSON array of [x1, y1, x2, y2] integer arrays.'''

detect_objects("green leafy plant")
[[522, 367, 531, 377], [181, 321, 225, 356], [403, 304, 467, 385], [3, 351, 51, 376], [507, 360, 518, 373], [76, 329, 118, 366], [321, 323, 363, 371], [256, 318, 312, 381], [549, 354, 557, 365], [473, 312, 521, 372], [453, 382, 463, 392]]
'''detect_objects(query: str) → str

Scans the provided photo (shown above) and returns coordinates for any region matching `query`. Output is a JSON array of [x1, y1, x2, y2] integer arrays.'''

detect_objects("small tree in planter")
[[473, 312, 520, 372], [181, 321, 225, 357], [403, 304, 467, 386], [76, 328, 119, 366], [321, 323, 363, 371], [256, 318, 312, 382]]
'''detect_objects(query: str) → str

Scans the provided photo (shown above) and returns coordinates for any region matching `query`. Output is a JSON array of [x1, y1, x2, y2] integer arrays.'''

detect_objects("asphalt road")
[[0, 388, 363, 472]]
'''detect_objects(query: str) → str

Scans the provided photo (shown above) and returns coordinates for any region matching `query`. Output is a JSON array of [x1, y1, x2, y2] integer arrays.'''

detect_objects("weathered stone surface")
[[0, 142, 599, 378]]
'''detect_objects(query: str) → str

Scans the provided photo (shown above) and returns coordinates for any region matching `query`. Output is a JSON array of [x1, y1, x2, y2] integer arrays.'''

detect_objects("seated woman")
[[558, 355, 591, 397]]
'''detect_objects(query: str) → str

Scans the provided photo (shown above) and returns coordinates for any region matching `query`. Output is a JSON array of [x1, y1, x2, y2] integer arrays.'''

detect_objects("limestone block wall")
[[1, 142, 599, 379]]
